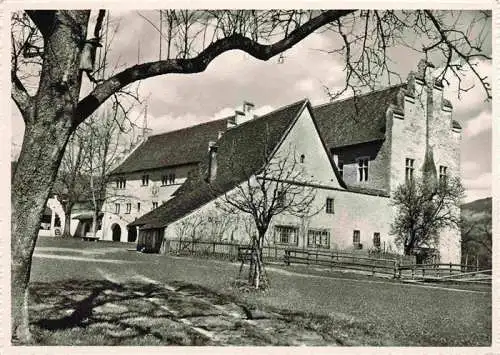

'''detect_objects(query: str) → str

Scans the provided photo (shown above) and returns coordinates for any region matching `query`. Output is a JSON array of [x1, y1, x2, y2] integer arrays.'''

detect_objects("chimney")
[[243, 101, 255, 121], [208, 141, 218, 182], [234, 110, 245, 125]]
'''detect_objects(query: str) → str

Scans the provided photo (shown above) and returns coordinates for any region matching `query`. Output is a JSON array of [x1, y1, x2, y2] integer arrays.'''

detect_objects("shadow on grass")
[[27, 279, 392, 346], [28, 279, 213, 345]]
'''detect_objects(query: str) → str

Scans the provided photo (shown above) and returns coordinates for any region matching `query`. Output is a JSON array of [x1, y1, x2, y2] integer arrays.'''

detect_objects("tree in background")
[[391, 175, 464, 257], [10, 9, 490, 342], [216, 146, 320, 290]]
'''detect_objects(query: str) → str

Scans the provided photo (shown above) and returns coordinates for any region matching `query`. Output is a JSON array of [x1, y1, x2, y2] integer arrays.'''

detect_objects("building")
[[104, 61, 463, 263]]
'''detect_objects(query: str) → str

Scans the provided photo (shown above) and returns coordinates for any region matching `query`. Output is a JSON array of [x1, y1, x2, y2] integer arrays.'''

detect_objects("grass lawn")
[[27, 237, 491, 346]]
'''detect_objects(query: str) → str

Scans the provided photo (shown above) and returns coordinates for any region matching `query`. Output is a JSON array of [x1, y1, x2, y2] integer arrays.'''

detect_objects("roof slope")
[[111, 118, 229, 175], [312, 85, 405, 148], [130, 100, 309, 229]]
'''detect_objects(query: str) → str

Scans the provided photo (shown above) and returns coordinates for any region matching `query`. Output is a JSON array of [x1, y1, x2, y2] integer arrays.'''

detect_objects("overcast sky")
[[10, 10, 492, 202]]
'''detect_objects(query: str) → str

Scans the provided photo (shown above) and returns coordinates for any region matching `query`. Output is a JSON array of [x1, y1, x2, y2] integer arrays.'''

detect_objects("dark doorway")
[[128, 227, 137, 243], [112, 224, 121, 242]]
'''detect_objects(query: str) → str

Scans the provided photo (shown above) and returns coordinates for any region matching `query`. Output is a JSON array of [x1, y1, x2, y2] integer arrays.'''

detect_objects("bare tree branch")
[[74, 10, 355, 126]]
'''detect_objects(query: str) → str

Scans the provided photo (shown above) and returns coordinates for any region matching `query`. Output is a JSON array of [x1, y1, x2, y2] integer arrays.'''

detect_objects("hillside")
[[461, 197, 492, 269]]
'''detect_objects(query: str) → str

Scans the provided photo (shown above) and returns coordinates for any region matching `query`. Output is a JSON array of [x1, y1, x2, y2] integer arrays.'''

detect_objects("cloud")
[[462, 172, 492, 203], [463, 110, 492, 138], [463, 172, 491, 190], [461, 161, 480, 175]]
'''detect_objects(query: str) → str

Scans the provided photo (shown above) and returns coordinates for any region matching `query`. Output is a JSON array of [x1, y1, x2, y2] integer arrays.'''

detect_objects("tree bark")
[[62, 203, 73, 238], [11, 11, 89, 343], [11, 121, 74, 342]]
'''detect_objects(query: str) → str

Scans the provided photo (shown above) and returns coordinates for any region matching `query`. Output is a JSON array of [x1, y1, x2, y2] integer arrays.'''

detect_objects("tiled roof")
[[312, 84, 405, 148], [110, 118, 229, 175], [130, 100, 312, 229]]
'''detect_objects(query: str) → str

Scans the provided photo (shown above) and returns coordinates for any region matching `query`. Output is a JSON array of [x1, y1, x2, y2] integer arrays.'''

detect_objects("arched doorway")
[[112, 224, 121, 242], [128, 227, 137, 243]]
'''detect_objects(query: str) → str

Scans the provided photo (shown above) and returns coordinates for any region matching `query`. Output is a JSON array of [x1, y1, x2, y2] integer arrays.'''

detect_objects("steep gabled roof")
[[110, 118, 229, 175], [130, 99, 310, 229], [312, 84, 405, 148]]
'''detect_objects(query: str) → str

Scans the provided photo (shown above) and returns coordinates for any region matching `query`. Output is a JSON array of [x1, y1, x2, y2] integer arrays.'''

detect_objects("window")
[[142, 174, 149, 186], [114, 203, 120, 214], [162, 173, 176, 185], [116, 177, 126, 189], [357, 158, 369, 182], [338, 160, 344, 178], [307, 229, 330, 249], [373, 232, 381, 249], [300, 154, 305, 163], [326, 198, 334, 214], [276, 191, 286, 208], [353, 230, 360, 245], [126, 203, 131, 214], [137, 202, 141, 212], [439, 166, 448, 184], [152, 202, 158, 209], [275, 226, 298, 245], [405, 158, 415, 183]]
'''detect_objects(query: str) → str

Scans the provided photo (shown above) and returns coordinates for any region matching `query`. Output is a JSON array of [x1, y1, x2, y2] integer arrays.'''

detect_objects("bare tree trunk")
[[12, 121, 73, 343], [62, 203, 73, 238]]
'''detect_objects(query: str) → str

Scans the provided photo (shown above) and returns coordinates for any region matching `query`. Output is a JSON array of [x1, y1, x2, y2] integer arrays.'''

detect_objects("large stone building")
[[102, 62, 462, 263]]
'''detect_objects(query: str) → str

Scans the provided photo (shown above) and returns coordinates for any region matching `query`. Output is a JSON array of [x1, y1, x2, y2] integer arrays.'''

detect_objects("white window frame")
[[439, 165, 448, 184], [405, 158, 415, 183], [307, 229, 330, 249], [275, 225, 299, 245], [356, 157, 369, 182], [326, 198, 334, 214]]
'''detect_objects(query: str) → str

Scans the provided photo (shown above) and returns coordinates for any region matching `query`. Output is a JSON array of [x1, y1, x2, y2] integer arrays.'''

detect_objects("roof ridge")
[[149, 116, 230, 138], [227, 98, 309, 131], [313, 83, 406, 109]]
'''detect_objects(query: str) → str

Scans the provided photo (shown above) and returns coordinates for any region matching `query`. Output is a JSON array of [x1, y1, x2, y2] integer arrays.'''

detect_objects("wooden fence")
[[284, 248, 401, 277]]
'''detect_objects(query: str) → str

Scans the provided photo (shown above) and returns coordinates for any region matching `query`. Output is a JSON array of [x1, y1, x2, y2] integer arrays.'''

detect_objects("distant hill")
[[461, 197, 492, 269], [461, 197, 492, 215]]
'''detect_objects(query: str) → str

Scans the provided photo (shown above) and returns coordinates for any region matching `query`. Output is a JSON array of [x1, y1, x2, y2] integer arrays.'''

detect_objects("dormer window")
[[142, 174, 149, 186], [162, 173, 176, 186], [116, 177, 126, 189]]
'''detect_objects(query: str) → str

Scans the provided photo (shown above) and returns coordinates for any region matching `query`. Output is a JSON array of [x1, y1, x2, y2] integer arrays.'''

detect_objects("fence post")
[[316, 249, 318, 264], [331, 252, 334, 269], [411, 266, 414, 280], [285, 250, 290, 266], [212, 242, 216, 255], [450, 262, 452, 276], [422, 268, 425, 278], [307, 250, 310, 266], [275, 246, 277, 260]]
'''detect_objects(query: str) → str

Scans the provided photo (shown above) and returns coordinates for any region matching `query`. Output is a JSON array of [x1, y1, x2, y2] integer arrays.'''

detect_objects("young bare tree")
[[391, 175, 465, 256], [215, 145, 319, 290], [52, 131, 90, 238], [10, 9, 490, 342]]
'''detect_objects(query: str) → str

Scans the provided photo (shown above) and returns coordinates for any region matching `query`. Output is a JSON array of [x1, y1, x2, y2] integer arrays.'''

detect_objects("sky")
[[10, 10, 492, 203]]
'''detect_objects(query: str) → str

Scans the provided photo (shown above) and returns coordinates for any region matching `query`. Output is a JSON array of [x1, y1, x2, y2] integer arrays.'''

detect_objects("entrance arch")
[[111, 224, 121, 242], [127, 227, 137, 243]]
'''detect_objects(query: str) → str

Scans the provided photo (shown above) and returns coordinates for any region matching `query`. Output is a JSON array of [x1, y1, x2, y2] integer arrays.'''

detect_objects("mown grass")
[[27, 237, 492, 346]]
